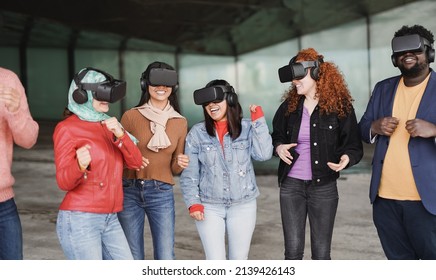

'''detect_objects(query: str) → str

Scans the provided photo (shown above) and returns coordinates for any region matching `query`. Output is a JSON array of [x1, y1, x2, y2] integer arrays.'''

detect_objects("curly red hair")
[[282, 48, 353, 118]]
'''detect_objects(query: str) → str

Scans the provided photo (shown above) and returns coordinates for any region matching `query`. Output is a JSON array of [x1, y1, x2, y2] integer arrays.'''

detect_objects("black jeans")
[[280, 177, 338, 260], [373, 196, 436, 260]]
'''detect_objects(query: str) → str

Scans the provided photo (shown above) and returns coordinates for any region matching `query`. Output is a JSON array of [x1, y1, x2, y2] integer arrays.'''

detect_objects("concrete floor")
[[11, 121, 385, 260]]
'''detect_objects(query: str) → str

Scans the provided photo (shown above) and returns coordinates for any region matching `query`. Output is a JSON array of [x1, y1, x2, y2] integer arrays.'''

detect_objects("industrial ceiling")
[[0, 0, 421, 56]]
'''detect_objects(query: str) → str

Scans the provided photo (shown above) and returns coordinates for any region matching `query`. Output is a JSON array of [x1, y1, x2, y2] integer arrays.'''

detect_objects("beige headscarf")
[[136, 101, 185, 152]]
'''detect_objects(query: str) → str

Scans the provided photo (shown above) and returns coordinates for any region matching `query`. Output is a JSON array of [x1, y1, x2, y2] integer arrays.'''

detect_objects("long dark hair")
[[203, 79, 242, 140], [137, 61, 181, 113]]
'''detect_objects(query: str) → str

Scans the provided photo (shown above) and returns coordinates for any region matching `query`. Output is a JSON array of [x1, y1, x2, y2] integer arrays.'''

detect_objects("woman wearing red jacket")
[[53, 68, 143, 260]]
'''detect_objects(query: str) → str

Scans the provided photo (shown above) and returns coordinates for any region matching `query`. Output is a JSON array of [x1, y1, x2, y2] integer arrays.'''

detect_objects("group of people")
[[1, 24, 435, 261]]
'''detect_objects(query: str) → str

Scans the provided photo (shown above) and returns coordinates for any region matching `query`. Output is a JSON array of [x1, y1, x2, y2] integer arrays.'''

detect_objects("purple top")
[[288, 106, 312, 180]]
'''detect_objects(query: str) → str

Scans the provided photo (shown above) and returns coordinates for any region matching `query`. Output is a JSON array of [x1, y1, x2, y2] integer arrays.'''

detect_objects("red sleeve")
[[53, 123, 87, 191], [189, 204, 204, 214], [114, 132, 142, 170], [251, 106, 264, 121]]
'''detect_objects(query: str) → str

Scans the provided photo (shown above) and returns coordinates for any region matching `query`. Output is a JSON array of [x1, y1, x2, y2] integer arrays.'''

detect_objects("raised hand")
[[76, 144, 91, 171], [0, 84, 21, 113], [102, 117, 125, 138]]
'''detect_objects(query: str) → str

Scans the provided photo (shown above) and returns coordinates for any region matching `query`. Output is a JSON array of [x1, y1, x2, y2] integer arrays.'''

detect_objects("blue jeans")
[[280, 177, 338, 260], [56, 210, 133, 260], [0, 198, 23, 260], [373, 196, 436, 260], [195, 199, 257, 260], [117, 179, 175, 260]]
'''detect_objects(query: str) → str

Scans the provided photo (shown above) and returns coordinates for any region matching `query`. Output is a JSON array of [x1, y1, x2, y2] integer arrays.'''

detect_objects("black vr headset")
[[141, 68, 178, 91], [391, 34, 435, 66], [73, 67, 126, 104], [193, 85, 237, 106], [278, 57, 321, 83]]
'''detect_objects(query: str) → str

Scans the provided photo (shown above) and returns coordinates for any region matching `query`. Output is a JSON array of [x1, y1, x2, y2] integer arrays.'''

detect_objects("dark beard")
[[398, 60, 428, 78]]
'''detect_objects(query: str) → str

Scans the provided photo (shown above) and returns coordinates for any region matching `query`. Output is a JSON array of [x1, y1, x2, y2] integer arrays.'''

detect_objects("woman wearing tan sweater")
[[117, 61, 189, 260]]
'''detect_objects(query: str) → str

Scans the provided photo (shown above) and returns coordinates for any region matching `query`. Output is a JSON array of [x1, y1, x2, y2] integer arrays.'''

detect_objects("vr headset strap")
[[75, 67, 114, 86]]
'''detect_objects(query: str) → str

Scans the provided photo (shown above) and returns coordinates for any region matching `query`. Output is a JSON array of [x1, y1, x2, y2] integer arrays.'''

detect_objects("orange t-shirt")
[[378, 75, 430, 200]]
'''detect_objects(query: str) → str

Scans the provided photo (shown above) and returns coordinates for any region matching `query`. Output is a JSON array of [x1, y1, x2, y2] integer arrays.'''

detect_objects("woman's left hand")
[[102, 117, 124, 138], [249, 104, 258, 113], [190, 211, 204, 221], [136, 156, 149, 171], [327, 154, 350, 172], [176, 153, 189, 169]]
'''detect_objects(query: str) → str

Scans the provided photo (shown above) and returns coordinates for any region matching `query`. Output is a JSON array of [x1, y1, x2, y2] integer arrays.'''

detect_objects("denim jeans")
[[56, 210, 133, 260], [373, 196, 436, 260], [0, 198, 23, 260], [280, 177, 338, 260], [117, 179, 175, 260], [195, 199, 257, 260]]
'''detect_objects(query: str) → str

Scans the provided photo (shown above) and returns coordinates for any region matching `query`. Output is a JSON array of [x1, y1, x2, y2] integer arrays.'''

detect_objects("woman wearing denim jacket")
[[273, 48, 363, 260], [180, 79, 273, 260]]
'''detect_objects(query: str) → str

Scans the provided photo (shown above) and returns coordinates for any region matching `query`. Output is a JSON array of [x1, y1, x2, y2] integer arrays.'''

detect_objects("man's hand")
[[371, 117, 399, 136], [406, 119, 436, 138]]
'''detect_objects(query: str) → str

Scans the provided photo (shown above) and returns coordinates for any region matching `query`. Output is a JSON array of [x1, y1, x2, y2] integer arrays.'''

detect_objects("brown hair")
[[282, 48, 353, 118]]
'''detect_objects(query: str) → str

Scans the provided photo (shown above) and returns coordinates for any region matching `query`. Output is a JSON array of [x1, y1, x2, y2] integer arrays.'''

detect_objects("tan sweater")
[[120, 108, 187, 185]]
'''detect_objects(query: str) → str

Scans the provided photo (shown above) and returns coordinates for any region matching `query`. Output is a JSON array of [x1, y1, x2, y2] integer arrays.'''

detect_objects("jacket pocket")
[[319, 118, 339, 145], [199, 144, 217, 167], [232, 140, 249, 164]]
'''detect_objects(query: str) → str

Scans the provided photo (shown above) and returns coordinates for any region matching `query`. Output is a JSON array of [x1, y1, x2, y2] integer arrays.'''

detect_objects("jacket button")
[[313, 142, 317, 146], [317, 179, 320, 182], [99, 183, 104, 187], [315, 160, 318, 164]]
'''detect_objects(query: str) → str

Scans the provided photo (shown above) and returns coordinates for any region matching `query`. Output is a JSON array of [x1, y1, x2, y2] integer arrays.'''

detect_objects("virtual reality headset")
[[391, 34, 431, 56], [81, 79, 126, 103], [73, 67, 126, 104], [193, 85, 233, 105], [148, 68, 178, 87], [278, 60, 317, 83]]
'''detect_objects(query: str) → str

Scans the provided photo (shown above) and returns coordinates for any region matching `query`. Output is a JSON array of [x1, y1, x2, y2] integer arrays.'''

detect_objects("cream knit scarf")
[[136, 101, 184, 152]]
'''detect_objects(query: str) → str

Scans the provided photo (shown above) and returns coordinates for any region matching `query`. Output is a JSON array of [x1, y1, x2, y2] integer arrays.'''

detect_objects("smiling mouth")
[[210, 107, 219, 113], [402, 55, 417, 62]]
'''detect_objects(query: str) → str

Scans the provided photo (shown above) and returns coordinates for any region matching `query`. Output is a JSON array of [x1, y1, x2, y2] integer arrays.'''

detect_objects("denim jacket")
[[180, 117, 273, 208], [272, 98, 363, 187]]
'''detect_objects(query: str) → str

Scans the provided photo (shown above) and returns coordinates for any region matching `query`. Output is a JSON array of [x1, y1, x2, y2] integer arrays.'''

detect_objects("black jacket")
[[272, 98, 363, 186]]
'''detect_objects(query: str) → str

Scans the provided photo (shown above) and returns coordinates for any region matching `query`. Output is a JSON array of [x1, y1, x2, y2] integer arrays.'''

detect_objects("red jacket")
[[53, 114, 142, 213]]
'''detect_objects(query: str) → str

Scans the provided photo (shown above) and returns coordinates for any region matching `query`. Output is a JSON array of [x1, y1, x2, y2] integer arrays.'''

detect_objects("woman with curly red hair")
[[272, 48, 363, 259]]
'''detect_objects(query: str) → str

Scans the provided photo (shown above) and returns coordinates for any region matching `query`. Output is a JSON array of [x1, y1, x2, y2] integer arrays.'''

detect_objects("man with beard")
[[359, 24, 436, 260]]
